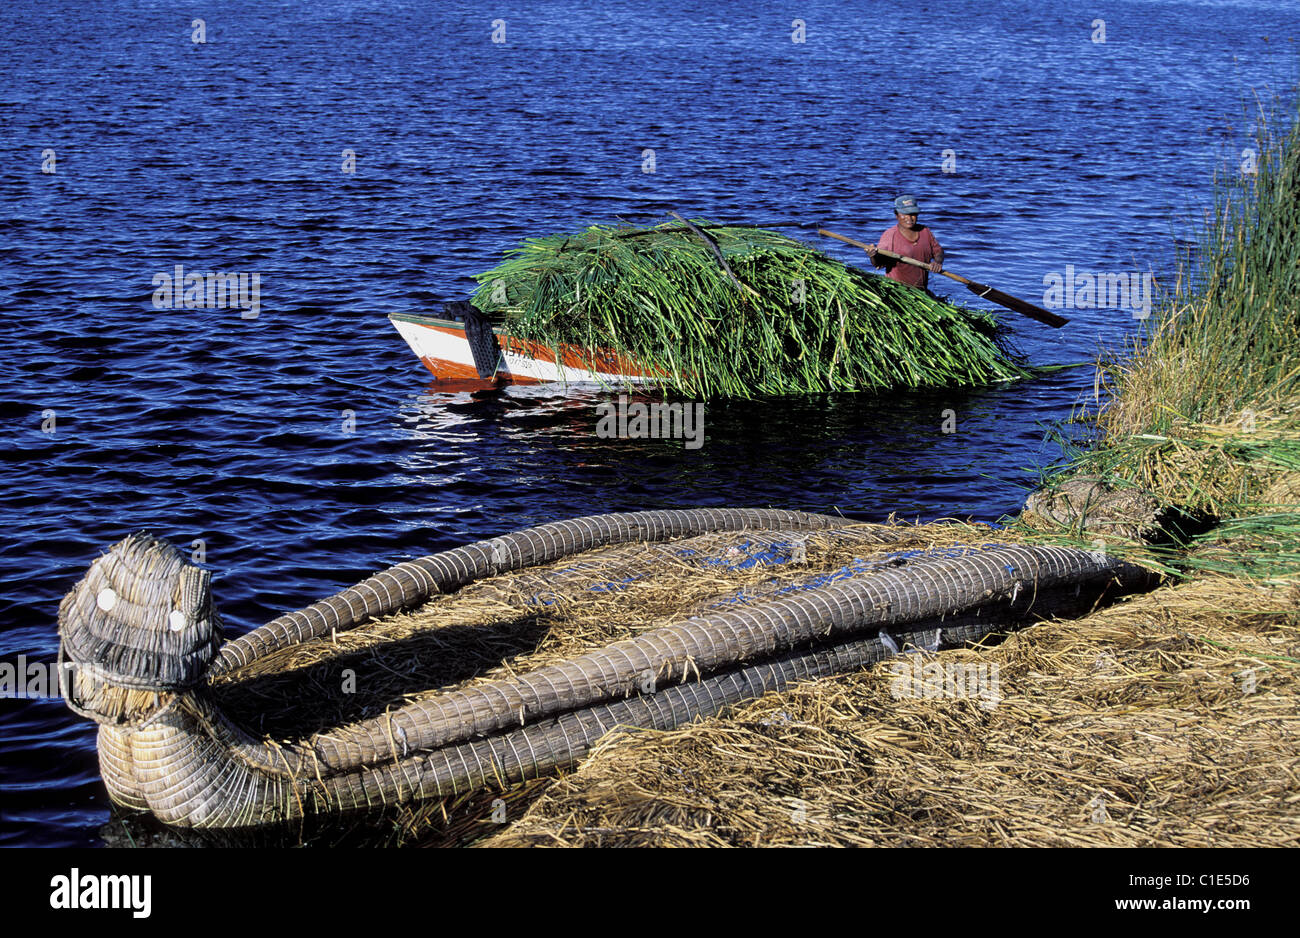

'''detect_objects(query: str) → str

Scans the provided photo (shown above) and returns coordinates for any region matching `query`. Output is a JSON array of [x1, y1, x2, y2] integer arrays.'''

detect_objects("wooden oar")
[[817, 228, 1069, 328]]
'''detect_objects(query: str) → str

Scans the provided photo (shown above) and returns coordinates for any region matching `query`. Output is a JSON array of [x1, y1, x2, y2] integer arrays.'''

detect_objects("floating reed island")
[[59, 509, 1152, 837], [467, 223, 1026, 397]]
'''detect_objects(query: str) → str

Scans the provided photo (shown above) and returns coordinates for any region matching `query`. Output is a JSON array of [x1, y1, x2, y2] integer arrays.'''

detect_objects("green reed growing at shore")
[[1037, 94, 1300, 584], [1097, 105, 1300, 443], [470, 223, 1026, 397]]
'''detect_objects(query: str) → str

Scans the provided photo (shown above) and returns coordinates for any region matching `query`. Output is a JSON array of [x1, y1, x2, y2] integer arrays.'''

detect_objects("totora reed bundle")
[[470, 222, 1027, 397]]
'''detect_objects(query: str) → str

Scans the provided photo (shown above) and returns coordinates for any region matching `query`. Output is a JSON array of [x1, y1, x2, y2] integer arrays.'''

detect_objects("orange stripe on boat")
[[397, 312, 663, 383]]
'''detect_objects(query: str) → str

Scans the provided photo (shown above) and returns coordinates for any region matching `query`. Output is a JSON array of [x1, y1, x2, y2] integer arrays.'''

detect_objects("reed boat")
[[57, 503, 1157, 837], [389, 306, 655, 389]]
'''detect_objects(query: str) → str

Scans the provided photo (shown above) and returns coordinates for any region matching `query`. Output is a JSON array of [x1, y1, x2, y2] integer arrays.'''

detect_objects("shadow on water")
[[399, 372, 1087, 522]]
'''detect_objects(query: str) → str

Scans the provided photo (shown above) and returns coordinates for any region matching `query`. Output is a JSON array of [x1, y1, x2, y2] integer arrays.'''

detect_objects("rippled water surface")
[[2, 0, 1297, 846]]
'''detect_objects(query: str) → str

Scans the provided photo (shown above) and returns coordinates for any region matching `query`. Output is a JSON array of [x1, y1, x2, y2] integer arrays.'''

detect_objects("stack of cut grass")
[[469, 223, 1026, 397]]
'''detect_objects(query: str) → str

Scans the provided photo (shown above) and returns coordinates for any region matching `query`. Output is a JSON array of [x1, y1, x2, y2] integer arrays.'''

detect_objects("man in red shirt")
[[864, 195, 944, 291]]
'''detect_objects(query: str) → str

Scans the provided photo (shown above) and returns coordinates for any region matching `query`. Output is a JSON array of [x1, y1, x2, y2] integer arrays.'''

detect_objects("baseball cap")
[[893, 195, 920, 215]]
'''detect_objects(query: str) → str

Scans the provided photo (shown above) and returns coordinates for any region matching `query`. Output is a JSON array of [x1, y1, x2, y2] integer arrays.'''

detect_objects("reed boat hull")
[[389, 311, 655, 388]]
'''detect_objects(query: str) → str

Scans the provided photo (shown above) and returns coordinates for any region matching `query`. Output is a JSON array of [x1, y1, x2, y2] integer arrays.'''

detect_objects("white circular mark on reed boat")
[[96, 588, 117, 612], [169, 610, 187, 632]]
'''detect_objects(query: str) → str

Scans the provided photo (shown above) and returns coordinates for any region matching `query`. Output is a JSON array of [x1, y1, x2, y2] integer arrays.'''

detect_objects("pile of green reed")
[[469, 223, 1025, 397]]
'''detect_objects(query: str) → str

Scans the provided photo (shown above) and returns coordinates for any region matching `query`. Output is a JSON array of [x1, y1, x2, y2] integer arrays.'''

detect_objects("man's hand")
[[929, 259, 943, 273], [864, 244, 878, 259]]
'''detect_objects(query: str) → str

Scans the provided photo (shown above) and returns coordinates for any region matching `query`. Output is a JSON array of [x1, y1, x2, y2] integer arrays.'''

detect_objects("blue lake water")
[[2, 0, 1297, 846]]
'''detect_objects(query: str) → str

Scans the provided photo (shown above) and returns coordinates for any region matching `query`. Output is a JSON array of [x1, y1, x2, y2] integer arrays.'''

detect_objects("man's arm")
[[928, 230, 944, 273], [866, 230, 894, 270]]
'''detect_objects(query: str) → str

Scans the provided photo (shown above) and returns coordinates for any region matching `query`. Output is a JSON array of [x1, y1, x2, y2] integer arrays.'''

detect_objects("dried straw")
[[478, 575, 1299, 847]]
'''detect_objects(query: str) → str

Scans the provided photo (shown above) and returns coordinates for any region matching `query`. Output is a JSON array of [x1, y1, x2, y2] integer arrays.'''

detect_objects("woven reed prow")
[[57, 532, 223, 725]]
